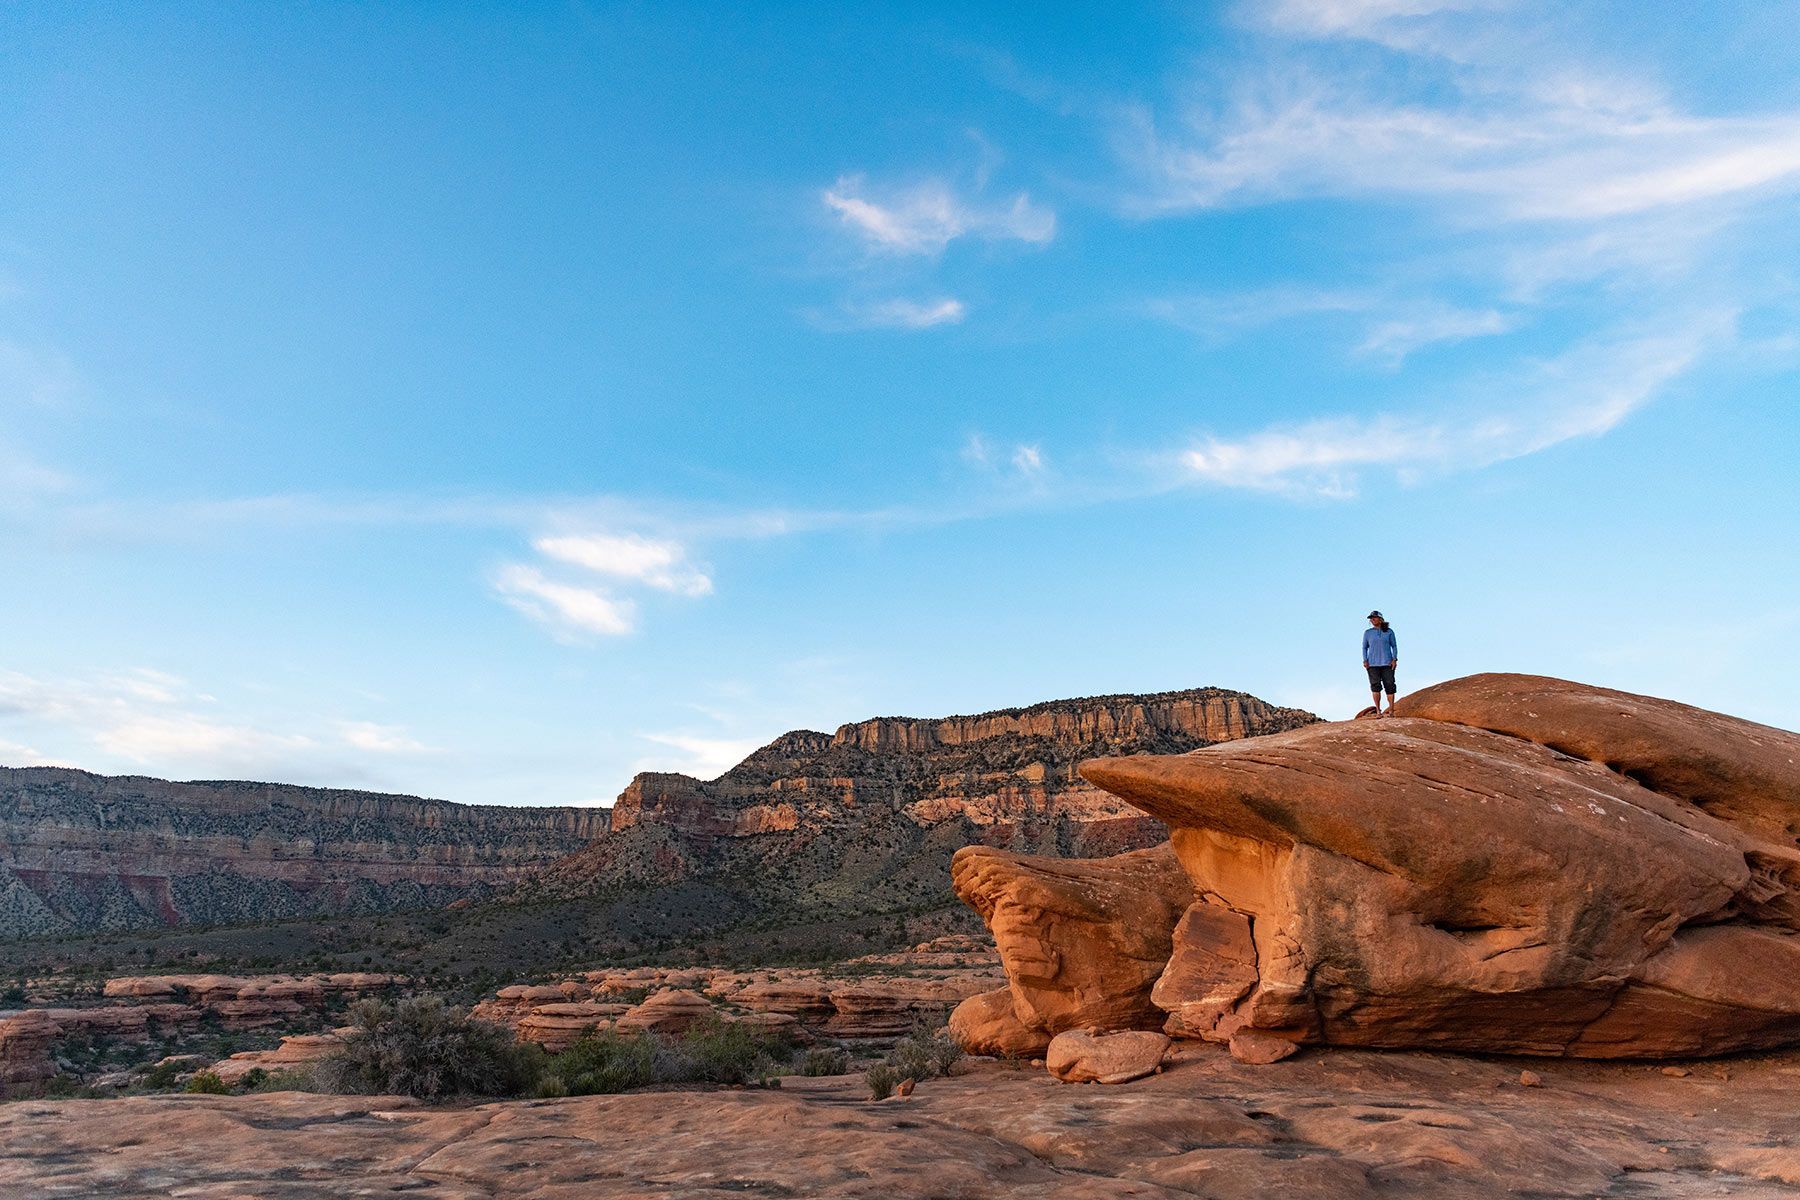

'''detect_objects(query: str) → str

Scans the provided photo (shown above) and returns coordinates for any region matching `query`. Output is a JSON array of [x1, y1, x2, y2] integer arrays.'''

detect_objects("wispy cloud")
[[493, 530, 715, 641], [0, 668, 428, 780], [962, 432, 1051, 484], [1122, 25, 1800, 227], [823, 174, 1055, 255], [338, 721, 434, 755], [534, 533, 713, 597], [1148, 288, 1516, 364], [492, 562, 636, 639], [1356, 303, 1515, 364], [815, 296, 968, 330], [1179, 312, 1726, 497]]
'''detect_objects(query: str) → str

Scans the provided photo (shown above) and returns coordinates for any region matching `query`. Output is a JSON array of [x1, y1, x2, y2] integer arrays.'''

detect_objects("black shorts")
[[1366, 664, 1397, 694]]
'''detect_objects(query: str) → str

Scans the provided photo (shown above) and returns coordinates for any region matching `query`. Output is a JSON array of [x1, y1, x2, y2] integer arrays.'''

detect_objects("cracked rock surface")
[[5, 1049, 1800, 1198]]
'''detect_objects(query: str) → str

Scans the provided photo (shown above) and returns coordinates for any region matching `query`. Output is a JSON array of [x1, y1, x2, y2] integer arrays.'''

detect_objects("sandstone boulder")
[[949, 842, 1192, 1051], [211, 1033, 346, 1086], [1075, 678, 1800, 1059], [517, 1002, 630, 1051], [616, 989, 716, 1038], [948, 988, 1051, 1059], [1044, 1029, 1170, 1084]]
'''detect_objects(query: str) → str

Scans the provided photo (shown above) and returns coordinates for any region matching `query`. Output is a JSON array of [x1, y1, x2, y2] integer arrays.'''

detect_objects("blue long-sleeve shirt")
[[1363, 626, 1397, 667]]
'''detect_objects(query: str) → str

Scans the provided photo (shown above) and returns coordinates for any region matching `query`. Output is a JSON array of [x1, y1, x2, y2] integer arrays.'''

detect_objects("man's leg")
[[1382, 669, 1398, 714], [1371, 690, 1383, 715]]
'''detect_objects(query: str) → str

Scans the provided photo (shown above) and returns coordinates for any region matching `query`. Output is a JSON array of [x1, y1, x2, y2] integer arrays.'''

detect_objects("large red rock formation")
[[1068, 674, 1800, 1059]]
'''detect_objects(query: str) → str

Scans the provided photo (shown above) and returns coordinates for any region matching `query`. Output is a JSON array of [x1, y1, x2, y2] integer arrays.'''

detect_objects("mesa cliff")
[[0, 768, 610, 938], [525, 688, 1316, 913]]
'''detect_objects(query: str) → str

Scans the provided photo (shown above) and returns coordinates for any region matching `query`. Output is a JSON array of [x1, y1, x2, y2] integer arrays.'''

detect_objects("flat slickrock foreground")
[[5, 1049, 1800, 1199]]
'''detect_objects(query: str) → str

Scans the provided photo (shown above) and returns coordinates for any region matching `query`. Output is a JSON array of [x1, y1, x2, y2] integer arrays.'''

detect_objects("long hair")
[[1374, 617, 1392, 632]]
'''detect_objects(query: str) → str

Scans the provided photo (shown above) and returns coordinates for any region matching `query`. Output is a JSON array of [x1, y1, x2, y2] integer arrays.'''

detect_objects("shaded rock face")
[[948, 843, 1192, 1053], [530, 689, 1314, 913], [0, 768, 610, 937], [1071, 674, 1800, 1059]]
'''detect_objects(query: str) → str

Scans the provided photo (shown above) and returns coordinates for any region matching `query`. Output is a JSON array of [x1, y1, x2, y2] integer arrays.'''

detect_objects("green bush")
[[537, 1029, 656, 1096], [244, 1067, 315, 1093], [861, 1021, 960, 1100], [885, 1021, 961, 1083], [140, 1060, 185, 1089], [799, 1046, 851, 1076], [312, 997, 537, 1101], [183, 1071, 229, 1095], [667, 1017, 786, 1086], [865, 1061, 902, 1100]]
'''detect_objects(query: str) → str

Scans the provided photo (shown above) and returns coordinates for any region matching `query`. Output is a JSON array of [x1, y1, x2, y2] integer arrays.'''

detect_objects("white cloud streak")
[[823, 175, 1056, 255], [492, 563, 636, 639], [1149, 289, 1516, 364], [0, 668, 431, 779], [534, 533, 712, 597], [826, 297, 968, 330], [1180, 313, 1725, 497], [1123, 45, 1800, 226], [494, 530, 717, 642]]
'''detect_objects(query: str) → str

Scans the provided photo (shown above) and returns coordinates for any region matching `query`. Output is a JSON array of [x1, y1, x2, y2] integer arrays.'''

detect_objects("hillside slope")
[[0, 768, 610, 938], [524, 687, 1316, 917]]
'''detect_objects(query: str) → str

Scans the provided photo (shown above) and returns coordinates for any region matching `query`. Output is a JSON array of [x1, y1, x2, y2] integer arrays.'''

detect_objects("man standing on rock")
[[1363, 610, 1399, 716]]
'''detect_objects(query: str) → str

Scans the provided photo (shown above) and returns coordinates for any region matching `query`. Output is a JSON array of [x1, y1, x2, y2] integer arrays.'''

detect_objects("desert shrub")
[[244, 1067, 315, 1093], [865, 1061, 902, 1100], [538, 1029, 656, 1096], [667, 1017, 787, 1086], [140, 1060, 185, 1089], [798, 1046, 850, 1076], [885, 1020, 961, 1083], [312, 996, 536, 1101], [183, 1071, 229, 1095], [1, 984, 25, 1006]]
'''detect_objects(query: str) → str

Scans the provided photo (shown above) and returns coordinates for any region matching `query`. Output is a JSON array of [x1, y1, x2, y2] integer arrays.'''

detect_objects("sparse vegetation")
[[865, 1061, 902, 1100], [183, 1071, 229, 1094], [312, 997, 538, 1101], [533, 1029, 654, 1096], [799, 1046, 851, 1076], [863, 1018, 960, 1100]]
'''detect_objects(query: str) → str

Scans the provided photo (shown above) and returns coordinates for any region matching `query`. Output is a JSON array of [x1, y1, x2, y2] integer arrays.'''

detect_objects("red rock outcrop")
[[947, 842, 1192, 1054], [1069, 675, 1800, 1059], [97, 973, 402, 1028], [0, 767, 610, 937], [0, 1011, 58, 1093], [477, 943, 1003, 1047], [210, 1032, 347, 1086]]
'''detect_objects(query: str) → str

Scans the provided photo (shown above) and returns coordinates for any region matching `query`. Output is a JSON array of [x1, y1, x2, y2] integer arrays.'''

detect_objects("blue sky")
[[1, 0, 1796, 806]]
